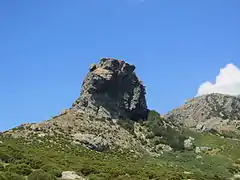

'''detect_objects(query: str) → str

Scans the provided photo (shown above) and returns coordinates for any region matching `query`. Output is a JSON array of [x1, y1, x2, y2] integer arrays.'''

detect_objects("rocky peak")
[[165, 93, 240, 133], [72, 58, 148, 121]]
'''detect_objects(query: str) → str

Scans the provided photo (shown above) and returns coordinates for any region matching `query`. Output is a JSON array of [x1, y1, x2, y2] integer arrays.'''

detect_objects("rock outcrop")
[[72, 58, 148, 121], [165, 93, 240, 134]]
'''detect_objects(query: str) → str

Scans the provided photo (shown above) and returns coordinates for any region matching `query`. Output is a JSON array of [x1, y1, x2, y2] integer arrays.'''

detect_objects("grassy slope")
[[1, 112, 240, 180], [1, 132, 240, 179]]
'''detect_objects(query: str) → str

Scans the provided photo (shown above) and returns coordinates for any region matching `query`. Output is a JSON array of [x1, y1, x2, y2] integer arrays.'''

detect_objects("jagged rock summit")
[[72, 58, 148, 121], [165, 93, 240, 134]]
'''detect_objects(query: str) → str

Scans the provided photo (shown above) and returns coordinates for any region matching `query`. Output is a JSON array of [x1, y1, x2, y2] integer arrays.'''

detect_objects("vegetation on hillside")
[[1, 111, 240, 179]]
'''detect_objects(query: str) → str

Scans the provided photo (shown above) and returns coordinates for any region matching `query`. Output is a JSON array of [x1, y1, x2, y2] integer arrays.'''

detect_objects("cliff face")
[[165, 93, 240, 134], [72, 58, 148, 121]]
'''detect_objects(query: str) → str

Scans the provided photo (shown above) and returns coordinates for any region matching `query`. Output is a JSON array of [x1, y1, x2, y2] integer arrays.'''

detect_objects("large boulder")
[[72, 58, 148, 121]]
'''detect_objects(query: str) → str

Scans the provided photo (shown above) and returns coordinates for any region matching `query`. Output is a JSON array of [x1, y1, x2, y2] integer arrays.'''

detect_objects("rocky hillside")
[[165, 93, 240, 135], [4, 109, 186, 156], [3, 126, 240, 180], [2, 58, 240, 179]]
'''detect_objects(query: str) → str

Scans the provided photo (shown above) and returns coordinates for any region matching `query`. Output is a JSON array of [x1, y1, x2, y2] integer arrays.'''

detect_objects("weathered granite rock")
[[73, 133, 109, 152], [61, 171, 86, 180], [72, 58, 148, 121], [184, 137, 195, 150], [156, 144, 173, 152], [195, 146, 212, 153]]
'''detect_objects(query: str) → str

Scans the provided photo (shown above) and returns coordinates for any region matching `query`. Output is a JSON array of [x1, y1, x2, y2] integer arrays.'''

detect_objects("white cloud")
[[197, 63, 240, 96]]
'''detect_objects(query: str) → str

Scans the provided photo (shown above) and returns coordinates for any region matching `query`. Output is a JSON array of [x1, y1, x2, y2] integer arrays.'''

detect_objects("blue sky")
[[0, 0, 239, 131]]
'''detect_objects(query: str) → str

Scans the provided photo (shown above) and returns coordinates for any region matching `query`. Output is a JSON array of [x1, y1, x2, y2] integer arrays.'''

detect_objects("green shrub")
[[164, 128, 185, 150], [6, 173, 25, 180], [143, 113, 186, 151], [41, 164, 62, 177], [88, 173, 111, 180], [0, 164, 4, 171], [78, 164, 99, 176], [11, 157, 43, 169], [152, 124, 165, 137], [117, 119, 135, 134], [147, 110, 161, 121], [5, 146, 24, 161], [6, 163, 32, 176], [0, 152, 11, 163], [0, 172, 6, 180], [145, 132, 155, 139], [227, 165, 240, 174], [0, 172, 25, 180], [28, 170, 56, 180], [24, 157, 43, 169]]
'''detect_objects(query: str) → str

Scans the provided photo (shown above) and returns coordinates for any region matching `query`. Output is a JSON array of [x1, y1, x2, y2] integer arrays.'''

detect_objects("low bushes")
[[41, 164, 62, 177], [0, 172, 25, 180], [0, 164, 4, 171], [28, 170, 56, 180], [143, 111, 186, 150], [5, 163, 32, 176]]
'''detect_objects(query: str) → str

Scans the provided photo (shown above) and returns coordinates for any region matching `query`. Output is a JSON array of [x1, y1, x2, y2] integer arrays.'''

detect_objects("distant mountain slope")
[[165, 93, 240, 135]]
